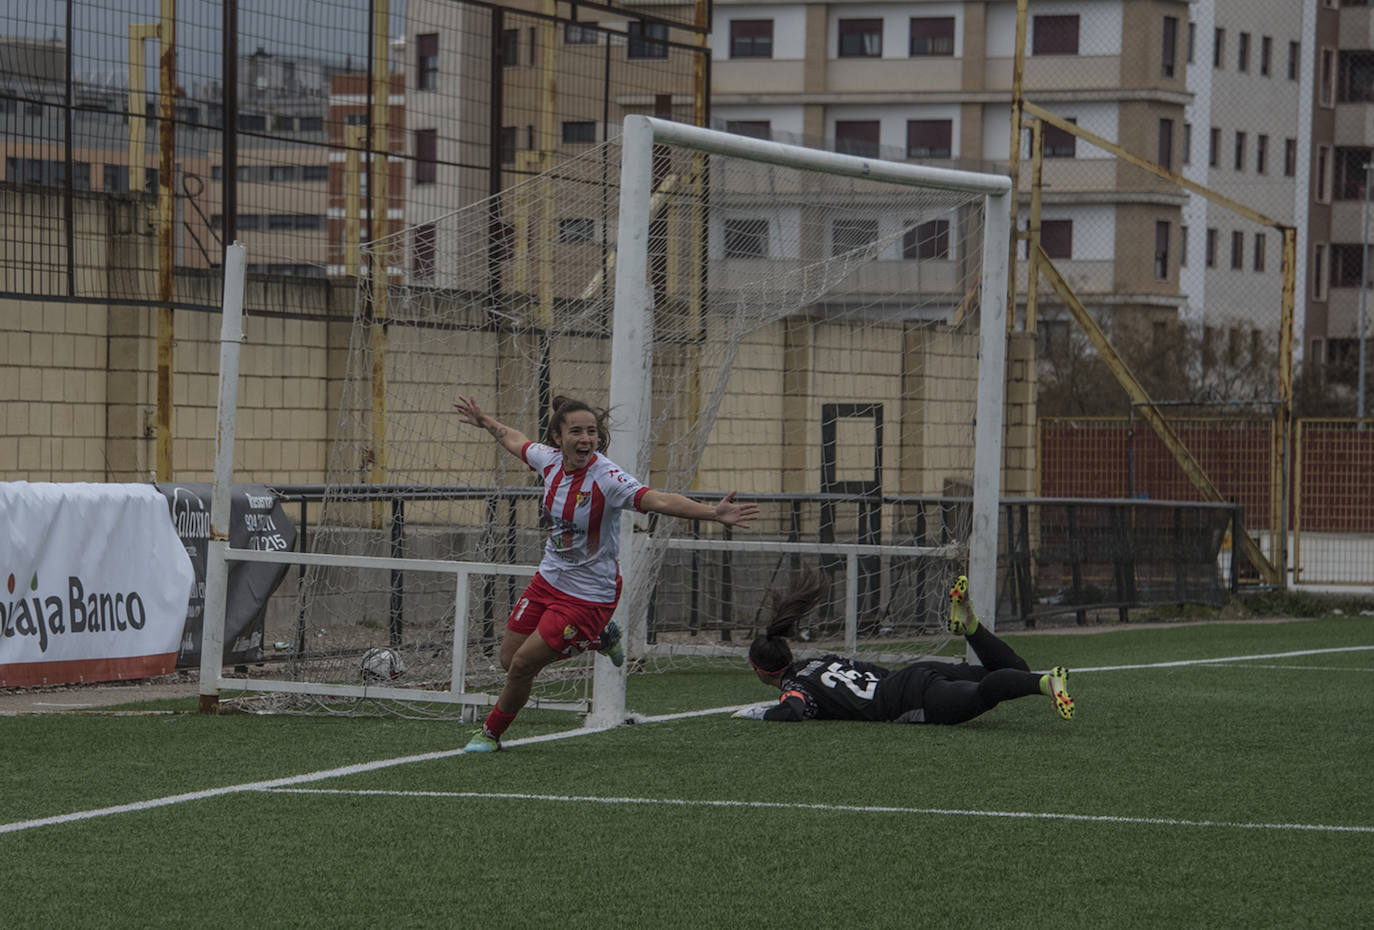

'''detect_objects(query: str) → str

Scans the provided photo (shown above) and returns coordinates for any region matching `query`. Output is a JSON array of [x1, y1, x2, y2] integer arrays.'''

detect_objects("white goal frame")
[[589, 116, 1012, 726]]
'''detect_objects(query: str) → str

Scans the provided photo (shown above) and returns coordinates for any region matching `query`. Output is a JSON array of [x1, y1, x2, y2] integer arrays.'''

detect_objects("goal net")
[[227, 117, 1010, 719]]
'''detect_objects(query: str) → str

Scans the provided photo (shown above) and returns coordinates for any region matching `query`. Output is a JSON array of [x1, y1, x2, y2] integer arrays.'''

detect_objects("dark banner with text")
[[157, 483, 296, 667]]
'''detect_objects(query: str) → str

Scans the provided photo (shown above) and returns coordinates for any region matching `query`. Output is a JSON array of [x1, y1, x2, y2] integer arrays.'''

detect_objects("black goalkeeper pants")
[[886, 626, 1043, 726]]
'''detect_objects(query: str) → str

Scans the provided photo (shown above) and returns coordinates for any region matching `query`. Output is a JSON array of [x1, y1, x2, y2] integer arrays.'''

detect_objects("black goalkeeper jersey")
[[762, 655, 894, 722]]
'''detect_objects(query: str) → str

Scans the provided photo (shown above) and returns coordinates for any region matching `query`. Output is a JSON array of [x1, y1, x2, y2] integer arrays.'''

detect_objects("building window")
[[1187, 21, 1196, 64], [565, 22, 599, 45], [838, 19, 883, 58], [1316, 145, 1331, 202], [299, 117, 323, 133], [903, 219, 950, 260], [1162, 16, 1177, 77], [831, 217, 880, 256], [724, 218, 769, 258], [413, 223, 436, 279], [415, 128, 437, 185], [1238, 32, 1250, 72], [1330, 244, 1368, 288], [1261, 36, 1272, 76], [1334, 147, 1374, 199], [1032, 15, 1079, 55], [1040, 219, 1073, 259], [907, 119, 952, 159], [417, 33, 438, 90], [628, 22, 668, 59], [1206, 228, 1218, 267], [1288, 41, 1300, 81], [1284, 138, 1298, 177], [562, 121, 597, 144], [303, 164, 328, 182], [1230, 230, 1244, 270], [725, 120, 771, 140], [1313, 243, 1326, 299], [1043, 119, 1076, 158], [1213, 28, 1224, 68], [835, 120, 880, 158], [1155, 221, 1170, 279], [502, 29, 520, 66], [909, 17, 955, 57], [1158, 119, 1174, 171], [1234, 131, 1246, 171], [1209, 127, 1220, 168], [1340, 50, 1374, 102], [1183, 123, 1192, 164], [269, 165, 295, 182], [730, 19, 773, 59], [1180, 225, 1189, 267], [1319, 48, 1335, 106], [1256, 135, 1269, 175], [1254, 233, 1267, 273], [501, 126, 517, 164], [558, 218, 597, 243]]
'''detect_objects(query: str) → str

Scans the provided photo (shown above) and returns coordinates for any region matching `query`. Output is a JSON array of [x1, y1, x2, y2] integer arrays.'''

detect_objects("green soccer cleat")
[[464, 729, 501, 753], [598, 619, 625, 668], [947, 575, 979, 636], [1047, 666, 1074, 720]]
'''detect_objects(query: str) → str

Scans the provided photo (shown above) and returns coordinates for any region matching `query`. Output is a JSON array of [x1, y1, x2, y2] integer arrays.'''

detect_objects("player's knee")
[[507, 650, 550, 681]]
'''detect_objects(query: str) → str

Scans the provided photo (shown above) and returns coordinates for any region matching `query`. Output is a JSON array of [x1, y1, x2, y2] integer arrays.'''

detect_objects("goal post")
[[591, 116, 1011, 725]]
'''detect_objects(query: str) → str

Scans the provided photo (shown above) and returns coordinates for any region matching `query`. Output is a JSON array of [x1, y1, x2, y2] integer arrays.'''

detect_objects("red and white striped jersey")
[[522, 442, 649, 602]]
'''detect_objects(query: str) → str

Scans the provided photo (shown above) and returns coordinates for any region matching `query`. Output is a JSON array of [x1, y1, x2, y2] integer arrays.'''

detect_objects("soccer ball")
[[360, 647, 406, 681]]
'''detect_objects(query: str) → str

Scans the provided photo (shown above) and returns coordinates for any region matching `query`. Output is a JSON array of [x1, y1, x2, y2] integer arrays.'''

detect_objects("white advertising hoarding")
[[0, 482, 195, 687]]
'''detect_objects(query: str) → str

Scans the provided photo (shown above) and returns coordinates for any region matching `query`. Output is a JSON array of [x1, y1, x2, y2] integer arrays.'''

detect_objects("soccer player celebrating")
[[454, 393, 760, 751], [737, 571, 1074, 725]]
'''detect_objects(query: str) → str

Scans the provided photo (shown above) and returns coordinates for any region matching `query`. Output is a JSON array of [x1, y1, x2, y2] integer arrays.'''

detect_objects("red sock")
[[483, 706, 519, 739]]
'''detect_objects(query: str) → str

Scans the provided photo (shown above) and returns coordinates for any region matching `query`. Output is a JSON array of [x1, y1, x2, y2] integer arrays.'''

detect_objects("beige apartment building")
[[709, 0, 1193, 350]]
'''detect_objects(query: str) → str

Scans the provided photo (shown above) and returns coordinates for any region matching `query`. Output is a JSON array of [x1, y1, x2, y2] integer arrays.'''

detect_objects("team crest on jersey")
[[576, 491, 589, 506], [563, 623, 577, 640]]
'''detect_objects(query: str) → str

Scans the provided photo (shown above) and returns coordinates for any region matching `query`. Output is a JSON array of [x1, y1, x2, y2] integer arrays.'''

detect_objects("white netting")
[[240, 131, 994, 716]]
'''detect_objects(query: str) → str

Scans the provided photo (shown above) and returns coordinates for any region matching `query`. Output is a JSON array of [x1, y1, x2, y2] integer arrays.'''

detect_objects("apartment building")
[[1317, 0, 1373, 378], [709, 0, 1193, 345]]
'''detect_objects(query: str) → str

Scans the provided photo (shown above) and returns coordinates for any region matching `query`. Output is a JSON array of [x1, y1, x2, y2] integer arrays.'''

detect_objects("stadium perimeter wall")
[[1, 187, 1039, 500]]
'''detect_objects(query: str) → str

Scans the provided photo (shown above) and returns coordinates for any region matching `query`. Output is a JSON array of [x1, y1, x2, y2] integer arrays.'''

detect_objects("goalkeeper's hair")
[[547, 394, 611, 453], [747, 567, 827, 676]]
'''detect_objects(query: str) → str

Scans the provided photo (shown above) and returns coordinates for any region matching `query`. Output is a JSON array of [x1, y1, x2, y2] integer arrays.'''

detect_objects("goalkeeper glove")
[[731, 703, 770, 720]]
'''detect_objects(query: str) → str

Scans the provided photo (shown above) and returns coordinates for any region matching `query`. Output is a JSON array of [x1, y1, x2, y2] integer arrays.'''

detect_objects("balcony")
[[1335, 102, 1374, 147], [1340, 5, 1374, 51], [711, 59, 809, 97], [826, 58, 963, 96], [985, 55, 1121, 94]]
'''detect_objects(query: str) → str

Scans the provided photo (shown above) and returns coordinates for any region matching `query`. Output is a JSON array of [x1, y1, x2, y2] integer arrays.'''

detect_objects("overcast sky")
[[12, 0, 404, 87]]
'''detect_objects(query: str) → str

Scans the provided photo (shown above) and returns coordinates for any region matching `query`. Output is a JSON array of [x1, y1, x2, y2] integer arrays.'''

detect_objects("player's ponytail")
[[748, 568, 827, 677], [547, 394, 611, 452]]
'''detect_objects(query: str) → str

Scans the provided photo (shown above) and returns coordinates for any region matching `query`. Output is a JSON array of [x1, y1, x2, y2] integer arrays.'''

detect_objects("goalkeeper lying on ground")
[[736, 572, 1074, 725]]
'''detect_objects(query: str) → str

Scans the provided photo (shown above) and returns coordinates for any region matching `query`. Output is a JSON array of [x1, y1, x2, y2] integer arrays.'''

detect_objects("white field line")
[[1076, 644, 1374, 673], [263, 787, 1374, 835], [2, 648, 1372, 837]]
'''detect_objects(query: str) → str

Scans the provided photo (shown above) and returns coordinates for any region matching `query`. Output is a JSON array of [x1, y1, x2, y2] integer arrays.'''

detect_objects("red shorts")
[[508, 572, 621, 659]]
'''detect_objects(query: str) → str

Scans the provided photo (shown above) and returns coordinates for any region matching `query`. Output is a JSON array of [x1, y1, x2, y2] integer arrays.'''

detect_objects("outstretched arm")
[[452, 395, 530, 460], [638, 490, 760, 528]]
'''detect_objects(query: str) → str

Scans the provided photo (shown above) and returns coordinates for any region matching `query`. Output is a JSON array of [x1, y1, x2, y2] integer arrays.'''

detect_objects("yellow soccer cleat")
[[1046, 666, 1074, 720], [948, 574, 979, 636]]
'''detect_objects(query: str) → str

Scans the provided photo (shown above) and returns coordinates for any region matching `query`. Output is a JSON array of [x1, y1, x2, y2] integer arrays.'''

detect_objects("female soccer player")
[[454, 394, 760, 751], [737, 572, 1074, 725]]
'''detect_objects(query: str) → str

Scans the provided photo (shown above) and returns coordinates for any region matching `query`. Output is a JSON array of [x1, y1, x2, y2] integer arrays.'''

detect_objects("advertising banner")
[[158, 483, 295, 666], [0, 482, 195, 687]]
